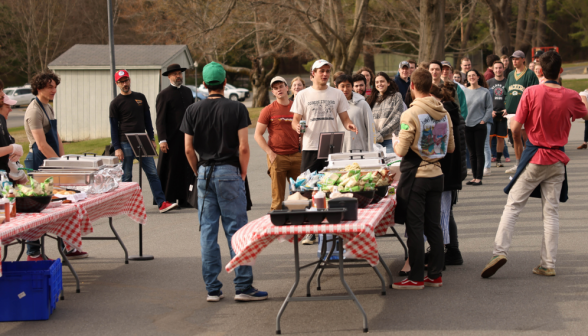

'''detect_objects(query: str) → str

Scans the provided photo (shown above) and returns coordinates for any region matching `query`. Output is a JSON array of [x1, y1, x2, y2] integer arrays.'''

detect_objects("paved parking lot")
[[1, 122, 588, 335]]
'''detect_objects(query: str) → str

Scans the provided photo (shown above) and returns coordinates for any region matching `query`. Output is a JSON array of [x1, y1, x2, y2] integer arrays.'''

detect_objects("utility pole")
[[108, 0, 117, 99]]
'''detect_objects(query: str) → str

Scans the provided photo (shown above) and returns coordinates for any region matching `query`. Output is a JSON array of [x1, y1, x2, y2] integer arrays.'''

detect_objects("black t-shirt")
[[109, 92, 155, 143], [180, 97, 251, 165], [487, 77, 507, 112], [0, 115, 14, 175]]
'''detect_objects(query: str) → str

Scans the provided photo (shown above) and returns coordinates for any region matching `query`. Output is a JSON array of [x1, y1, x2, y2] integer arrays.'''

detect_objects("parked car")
[[185, 85, 208, 101], [4, 86, 34, 107], [197, 83, 250, 101]]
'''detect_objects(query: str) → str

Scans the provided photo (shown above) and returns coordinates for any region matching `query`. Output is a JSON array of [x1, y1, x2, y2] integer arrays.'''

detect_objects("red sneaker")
[[66, 249, 89, 259], [424, 276, 443, 287], [504, 158, 511, 162], [491, 157, 496, 162], [27, 255, 54, 262], [159, 201, 178, 213], [392, 278, 424, 290]]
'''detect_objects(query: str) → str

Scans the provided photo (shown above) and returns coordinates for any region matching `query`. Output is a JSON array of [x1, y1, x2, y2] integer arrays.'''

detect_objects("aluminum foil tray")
[[41, 156, 104, 169], [63, 154, 119, 165], [30, 172, 95, 186]]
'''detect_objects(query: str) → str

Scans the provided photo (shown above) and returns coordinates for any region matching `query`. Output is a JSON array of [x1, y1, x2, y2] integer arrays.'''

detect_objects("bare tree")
[[419, 0, 446, 61], [482, 0, 512, 55]]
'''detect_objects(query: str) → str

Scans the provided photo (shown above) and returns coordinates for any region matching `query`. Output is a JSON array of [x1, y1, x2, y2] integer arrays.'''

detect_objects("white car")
[[198, 83, 250, 101], [4, 86, 35, 107]]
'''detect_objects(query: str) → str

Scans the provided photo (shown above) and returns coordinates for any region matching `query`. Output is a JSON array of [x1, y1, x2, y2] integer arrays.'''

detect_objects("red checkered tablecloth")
[[0, 182, 147, 276], [225, 195, 396, 273]]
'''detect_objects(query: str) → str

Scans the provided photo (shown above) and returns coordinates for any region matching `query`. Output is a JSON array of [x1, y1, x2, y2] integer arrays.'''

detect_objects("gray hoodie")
[[337, 92, 376, 152]]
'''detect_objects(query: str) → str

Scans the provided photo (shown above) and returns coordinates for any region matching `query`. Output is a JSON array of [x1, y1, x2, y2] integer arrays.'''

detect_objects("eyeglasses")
[[117, 79, 130, 84]]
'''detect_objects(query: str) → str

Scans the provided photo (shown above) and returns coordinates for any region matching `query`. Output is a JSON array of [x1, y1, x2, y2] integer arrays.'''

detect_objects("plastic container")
[[314, 190, 326, 209], [0, 259, 62, 321], [371, 185, 389, 204], [282, 200, 310, 211], [311, 187, 319, 208], [351, 190, 375, 208], [329, 197, 358, 221], [269, 208, 347, 226]]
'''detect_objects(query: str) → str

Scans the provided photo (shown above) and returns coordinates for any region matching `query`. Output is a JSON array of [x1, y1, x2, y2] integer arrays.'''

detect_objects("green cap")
[[202, 62, 226, 85]]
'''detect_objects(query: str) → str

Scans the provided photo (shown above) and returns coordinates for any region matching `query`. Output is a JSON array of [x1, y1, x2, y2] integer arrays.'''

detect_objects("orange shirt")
[[258, 101, 300, 155]]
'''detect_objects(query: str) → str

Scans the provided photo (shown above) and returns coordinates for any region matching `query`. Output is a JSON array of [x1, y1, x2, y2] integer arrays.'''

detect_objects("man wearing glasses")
[[109, 69, 177, 213]]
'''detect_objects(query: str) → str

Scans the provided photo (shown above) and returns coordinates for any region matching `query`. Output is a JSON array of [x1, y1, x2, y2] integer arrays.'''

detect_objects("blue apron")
[[504, 140, 568, 202], [25, 98, 60, 170]]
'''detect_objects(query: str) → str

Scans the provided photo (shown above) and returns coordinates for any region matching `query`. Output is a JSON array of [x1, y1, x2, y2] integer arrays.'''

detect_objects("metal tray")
[[41, 156, 104, 169], [269, 208, 347, 226], [30, 171, 95, 186], [328, 152, 382, 161], [63, 153, 119, 165]]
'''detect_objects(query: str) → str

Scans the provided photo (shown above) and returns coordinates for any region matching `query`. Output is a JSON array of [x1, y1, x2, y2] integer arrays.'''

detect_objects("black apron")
[[27, 98, 59, 170], [395, 148, 423, 224]]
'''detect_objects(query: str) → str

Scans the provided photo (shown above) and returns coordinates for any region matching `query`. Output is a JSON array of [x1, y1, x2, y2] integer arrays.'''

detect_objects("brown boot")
[[577, 143, 587, 149]]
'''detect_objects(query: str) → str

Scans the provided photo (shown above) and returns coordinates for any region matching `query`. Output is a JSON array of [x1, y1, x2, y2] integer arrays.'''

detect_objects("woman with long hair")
[[367, 72, 404, 153], [290, 76, 306, 101], [464, 69, 493, 185], [357, 66, 375, 96]]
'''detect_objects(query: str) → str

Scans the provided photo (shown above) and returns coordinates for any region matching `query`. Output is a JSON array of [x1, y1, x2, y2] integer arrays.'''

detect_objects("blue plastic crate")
[[0, 259, 62, 322]]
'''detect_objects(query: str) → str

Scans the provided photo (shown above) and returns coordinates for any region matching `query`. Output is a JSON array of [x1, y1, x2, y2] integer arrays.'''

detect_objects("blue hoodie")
[[394, 72, 410, 101]]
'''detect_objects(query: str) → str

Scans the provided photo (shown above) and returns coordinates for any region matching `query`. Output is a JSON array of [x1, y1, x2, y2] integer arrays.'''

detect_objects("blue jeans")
[[197, 165, 252, 293], [121, 142, 166, 207], [379, 139, 394, 154], [491, 137, 510, 158], [484, 123, 492, 169]]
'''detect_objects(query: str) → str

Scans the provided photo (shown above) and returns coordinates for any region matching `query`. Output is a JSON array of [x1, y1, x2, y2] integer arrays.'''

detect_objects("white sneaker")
[[483, 168, 492, 176], [207, 291, 224, 302], [467, 169, 472, 175], [505, 165, 518, 174]]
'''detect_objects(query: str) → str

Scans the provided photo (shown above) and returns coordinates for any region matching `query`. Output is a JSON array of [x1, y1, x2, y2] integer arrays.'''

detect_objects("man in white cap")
[[291, 59, 357, 172], [394, 61, 411, 100], [254, 76, 301, 211], [504, 50, 539, 174]]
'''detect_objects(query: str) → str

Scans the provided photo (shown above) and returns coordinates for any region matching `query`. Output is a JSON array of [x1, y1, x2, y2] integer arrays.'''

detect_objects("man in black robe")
[[156, 64, 195, 207]]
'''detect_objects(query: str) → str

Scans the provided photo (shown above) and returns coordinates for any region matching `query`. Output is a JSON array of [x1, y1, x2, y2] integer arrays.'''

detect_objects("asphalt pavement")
[[2, 122, 588, 335]]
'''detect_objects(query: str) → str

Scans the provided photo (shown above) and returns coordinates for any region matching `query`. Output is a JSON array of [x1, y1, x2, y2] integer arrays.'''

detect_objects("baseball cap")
[[441, 61, 453, 69], [202, 62, 226, 85], [311, 59, 332, 71], [114, 69, 129, 82], [511, 50, 525, 59], [399, 61, 410, 69], [3, 94, 16, 106], [270, 76, 287, 87]]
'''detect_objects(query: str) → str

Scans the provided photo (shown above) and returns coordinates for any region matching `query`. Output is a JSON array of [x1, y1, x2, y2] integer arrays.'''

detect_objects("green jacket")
[[456, 84, 468, 120], [504, 68, 539, 114]]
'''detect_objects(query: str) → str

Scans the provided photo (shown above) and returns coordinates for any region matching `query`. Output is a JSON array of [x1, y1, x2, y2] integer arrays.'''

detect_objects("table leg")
[[2, 244, 7, 262], [336, 236, 368, 333], [16, 240, 25, 261], [390, 226, 408, 260], [57, 237, 80, 293], [306, 234, 327, 297], [371, 264, 386, 295], [317, 236, 337, 290], [109, 217, 129, 264], [276, 234, 300, 335], [379, 254, 394, 289]]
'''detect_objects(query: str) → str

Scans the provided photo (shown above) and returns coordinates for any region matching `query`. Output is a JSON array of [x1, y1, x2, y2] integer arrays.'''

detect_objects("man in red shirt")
[[254, 76, 302, 210], [482, 51, 588, 278]]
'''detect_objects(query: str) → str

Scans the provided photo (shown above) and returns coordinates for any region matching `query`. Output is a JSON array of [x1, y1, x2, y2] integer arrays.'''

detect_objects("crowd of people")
[[1, 48, 587, 300]]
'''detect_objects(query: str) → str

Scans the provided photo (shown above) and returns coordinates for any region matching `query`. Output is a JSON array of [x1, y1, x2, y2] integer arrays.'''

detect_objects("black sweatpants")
[[465, 123, 487, 180], [301, 150, 327, 173], [406, 175, 444, 282]]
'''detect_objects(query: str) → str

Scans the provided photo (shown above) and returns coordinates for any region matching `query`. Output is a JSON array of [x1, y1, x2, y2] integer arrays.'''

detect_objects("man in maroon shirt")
[[481, 51, 588, 279], [254, 76, 302, 211], [484, 54, 500, 80]]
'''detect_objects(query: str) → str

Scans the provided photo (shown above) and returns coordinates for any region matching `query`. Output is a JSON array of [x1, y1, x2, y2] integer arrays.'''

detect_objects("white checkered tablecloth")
[[225, 195, 396, 273], [0, 182, 147, 276]]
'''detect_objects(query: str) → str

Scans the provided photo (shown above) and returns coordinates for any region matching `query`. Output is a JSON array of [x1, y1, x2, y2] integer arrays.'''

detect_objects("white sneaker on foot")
[[483, 168, 492, 176], [467, 169, 472, 175], [505, 165, 518, 174]]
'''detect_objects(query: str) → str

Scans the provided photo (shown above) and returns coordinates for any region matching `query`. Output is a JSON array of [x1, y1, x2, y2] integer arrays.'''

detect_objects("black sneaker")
[[234, 286, 268, 301], [207, 290, 224, 302], [445, 247, 464, 265], [496, 160, 504, 168]]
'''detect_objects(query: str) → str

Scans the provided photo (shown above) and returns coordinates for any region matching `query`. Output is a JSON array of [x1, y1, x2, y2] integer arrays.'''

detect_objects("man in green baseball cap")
[[181, 62, 268, 302]]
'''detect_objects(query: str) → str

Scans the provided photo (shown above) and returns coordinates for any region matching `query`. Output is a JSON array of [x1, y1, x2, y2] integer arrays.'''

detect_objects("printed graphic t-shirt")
[[258, 100, 300, 155], [487, 77, 507, 112], [291, 86, 350, 151]]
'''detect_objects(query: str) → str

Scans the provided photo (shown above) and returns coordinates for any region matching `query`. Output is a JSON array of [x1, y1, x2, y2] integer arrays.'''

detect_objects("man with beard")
[[110, 70, 177, 213], [156, 64, 195, 208], [352, 73, 367, 96]]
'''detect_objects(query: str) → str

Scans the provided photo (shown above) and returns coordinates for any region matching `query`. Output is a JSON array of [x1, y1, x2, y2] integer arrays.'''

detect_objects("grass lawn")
[[563, 79, 588, 92], [562, 62, 588, 69], [248, 107, 262, 126]]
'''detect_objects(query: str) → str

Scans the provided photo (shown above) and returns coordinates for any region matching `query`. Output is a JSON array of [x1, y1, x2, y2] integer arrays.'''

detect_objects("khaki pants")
[[267, 152, 302, 210], [493, 162, 565, 269]]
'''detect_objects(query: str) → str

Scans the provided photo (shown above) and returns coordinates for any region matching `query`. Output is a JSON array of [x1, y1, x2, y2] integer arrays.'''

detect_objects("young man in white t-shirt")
[[291, 59, 357, 172]]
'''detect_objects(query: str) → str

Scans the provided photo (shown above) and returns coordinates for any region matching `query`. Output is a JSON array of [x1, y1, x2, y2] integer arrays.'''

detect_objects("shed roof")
[[49, 44, 191, 69]]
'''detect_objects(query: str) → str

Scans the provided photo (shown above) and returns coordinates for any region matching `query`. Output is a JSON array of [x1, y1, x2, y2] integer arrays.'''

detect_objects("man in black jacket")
[[156, 64, 195, 207]]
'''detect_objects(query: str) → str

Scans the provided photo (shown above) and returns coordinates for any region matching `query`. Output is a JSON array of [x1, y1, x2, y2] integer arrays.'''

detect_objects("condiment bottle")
[[1, 198, 9, 222], [314, 190, 326, 209], [8, 189, 16, 217], [311, 187, 319, 208]]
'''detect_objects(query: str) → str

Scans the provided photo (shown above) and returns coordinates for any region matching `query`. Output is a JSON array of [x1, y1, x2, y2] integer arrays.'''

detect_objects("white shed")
[[48, 44, 193, 142]]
